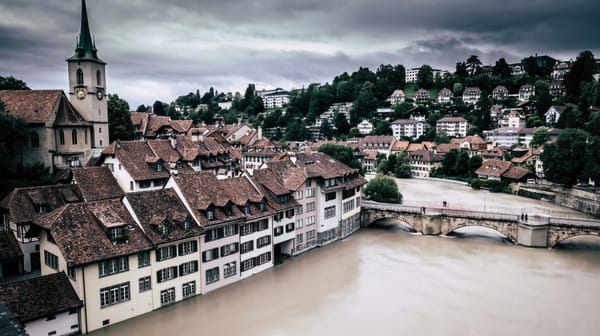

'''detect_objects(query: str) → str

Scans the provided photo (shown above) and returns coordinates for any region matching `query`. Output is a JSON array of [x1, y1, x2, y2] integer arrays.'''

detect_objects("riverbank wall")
[[513, 184, 600, 217]]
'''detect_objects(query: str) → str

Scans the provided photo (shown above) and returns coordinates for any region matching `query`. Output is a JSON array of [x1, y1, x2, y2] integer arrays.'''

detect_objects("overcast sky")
[[1, 0, 598, 108]]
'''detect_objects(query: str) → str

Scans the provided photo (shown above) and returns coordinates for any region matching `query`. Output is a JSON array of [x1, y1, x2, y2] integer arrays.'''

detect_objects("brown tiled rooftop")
[[0, 231, 22, 262], [33, 200, 153, 267], [71, 166, 123, 201], [125, 189, 203, 245], [0, 272, 82, 323], [0, 90, 62, 124], [101, 140, 170, 181], [0, 185, 83, 224]]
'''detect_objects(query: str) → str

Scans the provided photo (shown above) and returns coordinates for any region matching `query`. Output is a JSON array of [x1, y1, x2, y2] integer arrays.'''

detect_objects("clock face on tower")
[[76, 88, 87, 100], [96, 89, 104, 100]]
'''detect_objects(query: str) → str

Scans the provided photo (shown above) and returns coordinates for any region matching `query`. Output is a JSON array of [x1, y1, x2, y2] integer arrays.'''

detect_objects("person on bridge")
[[443, 201, 447, 208]]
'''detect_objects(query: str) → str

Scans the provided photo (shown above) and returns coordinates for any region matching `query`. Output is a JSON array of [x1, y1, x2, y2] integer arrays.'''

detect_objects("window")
[[241, 258, 254, 272], [274, 226, 283, 236], [37, 205, 47, 214], [240, 241, 254, 254], [192, 158, 200, 167], [243, 205, 251, 215], [178, 241, 198, 256], [260, 200, 266, 211], [30, 132, 39, 148], [157, 266, 178, 283], [285, 209, 295, 218], [139, 276, 151, 292], [44, 251, 58, 269], [223, 224, 236, 237], [156, 245, 176, 262], [295, 205, 303, 215], [138, 251, 150, 268], [324, 206, 336, 219], [256, 235, 271, 248], [110, 227, 124, 240], [72, 129, 78, 145], [206, 209, 214, 220], [182, 281, 196, 298], [204, 225, 237, 242], [155, 163, 163, 172], [306, 187, 315, 197], [240, 222, 255, 236], [179, 261, 199, 276], [139, 180, 151, 189], [99, 257, 129, 277], [296, 234, 303, 244], [220, 242, 239, 257], [76, 68, 84, 85], [343, 199, 355, 213], [154, 179, 165, 187], [307, 230, 316, 240], [294, 190, 303, 200], [305, 179, 312, 187], [130, 181, 134, 191], [325, 192, 336, 201], [68, 267, 76, 280], [100, 282, 130, 308], [96, 70, 102, 86], [306, 202, 315, 212], [59, 129, 65, 145], [223, 262, 237, 278], [206, 267, 219, 284], [296, 219, 304, 228], [285, 222, 295, 233], [160, 288, 175, 306], [324, 178, 336, 187], [255, 252, 271, 266], [257, 219, 269, 231], [202, 248, 219, 262]]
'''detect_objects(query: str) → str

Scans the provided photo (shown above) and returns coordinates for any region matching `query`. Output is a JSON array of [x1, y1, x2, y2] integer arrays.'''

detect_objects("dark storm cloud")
[[0, 0, 598, 107]]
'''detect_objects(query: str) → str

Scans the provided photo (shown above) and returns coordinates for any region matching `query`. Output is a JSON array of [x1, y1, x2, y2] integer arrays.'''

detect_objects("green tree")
[[454, 150, 470, 176], [334, 112, 350, 136], [417, 65, 434, 89], [564, 51, 595, 102], [530, 127, 550, 148], [363, 175, 403, 203], [392, 151, 412, 178], [136, 104, 148, 112], [351, 82, 377, 124], [0, 99, 28, 173], [492, 58, 511, 78], [541, 128, 590, 186], [0, 75, 30, 90], [535, 83, 553, 120], [107, 94, 135, 142], [320, 119, 334, 140], [284, 117, 311, 141], [467, 155, 483, 178], [153, 100, 165, 116], [318, 143, 362, 171], [442, 149, 459, 175], [522, 56, 540, 77], [465, 55, 482, 76]]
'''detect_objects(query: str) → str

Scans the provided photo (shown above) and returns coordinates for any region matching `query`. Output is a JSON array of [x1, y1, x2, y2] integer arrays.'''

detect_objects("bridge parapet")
[[361, 200, 600, 248]]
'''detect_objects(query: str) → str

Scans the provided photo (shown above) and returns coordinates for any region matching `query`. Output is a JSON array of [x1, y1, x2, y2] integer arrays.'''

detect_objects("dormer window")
[[159, 220, 171, 235], [224, 205, 233, 217], [37, 205, 47, 214], [155, 163, 163, 172], [206, 209, 214, 220], [260, 200, 266, 211], [176, 161, 183, 169], [182, 217, 191, 231], [110, 227, 124, 240], [243, 205, 251, 215]]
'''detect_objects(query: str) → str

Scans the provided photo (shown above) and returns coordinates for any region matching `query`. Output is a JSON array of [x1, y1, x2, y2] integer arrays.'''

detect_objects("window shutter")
[[193, 240, 198, 252], [157, 271, 163, 283], [179, 264, 184, 275], [193, 261, 198, 272], [173, 266, 178, 279], [178, 244, 183, 256]]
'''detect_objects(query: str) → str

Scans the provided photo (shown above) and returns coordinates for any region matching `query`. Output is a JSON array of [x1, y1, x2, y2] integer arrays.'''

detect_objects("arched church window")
[[31, 132, 39, 148], [59, 130, 65, 145], [72, 129, 78, 145], [77, 69, 84, 85], [96, 70, 101, 86]]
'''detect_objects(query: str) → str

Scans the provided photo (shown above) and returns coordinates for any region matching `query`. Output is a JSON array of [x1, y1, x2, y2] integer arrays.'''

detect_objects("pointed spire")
[[69, 0, 104, 63], [77, 0, 93, 52]]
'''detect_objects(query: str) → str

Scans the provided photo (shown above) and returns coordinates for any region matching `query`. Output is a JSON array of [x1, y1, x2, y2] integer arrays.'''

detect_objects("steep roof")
[[71, 166, 123, 201], [33, 200, 153, 267], [102, 140, 170, 181], [0, 231, 22, 262], [0, 90, 61, 124], [67, 0, 104, 64], [0, 185, 83, 224], [502, 166, 531, 180], [0, 272, 82, 324], [130, 112, 149, 134], [409, 149, 443, 162], [125, 189, 203, 245], [475, 159, 512, 178]]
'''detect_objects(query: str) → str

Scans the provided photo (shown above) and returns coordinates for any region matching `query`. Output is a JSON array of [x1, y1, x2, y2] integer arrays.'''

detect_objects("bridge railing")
[[548, 216, 600, 227]]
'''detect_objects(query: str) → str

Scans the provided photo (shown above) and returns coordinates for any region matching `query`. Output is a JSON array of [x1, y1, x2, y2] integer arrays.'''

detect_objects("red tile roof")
[[0, 90, 62, 124], [71, 166, 123, 201], [102, 140, 170, 181], [0, 272, 82, 323]]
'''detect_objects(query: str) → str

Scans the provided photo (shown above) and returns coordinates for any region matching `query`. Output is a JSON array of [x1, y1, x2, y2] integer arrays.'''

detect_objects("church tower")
[[67, 0, 109, 149]]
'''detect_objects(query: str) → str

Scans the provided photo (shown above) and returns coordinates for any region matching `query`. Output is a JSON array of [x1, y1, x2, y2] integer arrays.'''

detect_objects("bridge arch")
[[362, 209, 423, 232], [548, 230, 600, 248], [443, 218, 518, 243]]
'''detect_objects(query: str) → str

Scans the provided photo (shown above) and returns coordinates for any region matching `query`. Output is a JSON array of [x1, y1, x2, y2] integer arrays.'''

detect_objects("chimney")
[[258, 126, 263, 140], [170, 135, 177, 149]]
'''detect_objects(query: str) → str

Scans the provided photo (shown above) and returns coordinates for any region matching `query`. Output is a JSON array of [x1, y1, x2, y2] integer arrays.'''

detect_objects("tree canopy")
[[318, 143, 362, 171], [0, 75, 30, 90], [364, 175, 403, 204], [108, 94, 135, 142]]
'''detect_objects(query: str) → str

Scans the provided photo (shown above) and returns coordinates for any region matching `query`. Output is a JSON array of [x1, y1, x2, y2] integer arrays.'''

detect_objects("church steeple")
[[68, 0, 104, 64]]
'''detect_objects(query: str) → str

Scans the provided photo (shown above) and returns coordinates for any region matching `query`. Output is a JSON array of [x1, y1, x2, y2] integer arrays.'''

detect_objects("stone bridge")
[[361, 201, 600, 248]]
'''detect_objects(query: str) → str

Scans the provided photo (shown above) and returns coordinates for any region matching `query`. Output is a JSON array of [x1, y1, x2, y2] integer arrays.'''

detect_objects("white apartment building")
[[436, 117, 469, 138], [390, 119, 428, 140]]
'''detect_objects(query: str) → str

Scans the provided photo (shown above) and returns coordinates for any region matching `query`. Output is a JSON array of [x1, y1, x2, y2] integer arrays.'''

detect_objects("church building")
[[0, 0, 108, 174]]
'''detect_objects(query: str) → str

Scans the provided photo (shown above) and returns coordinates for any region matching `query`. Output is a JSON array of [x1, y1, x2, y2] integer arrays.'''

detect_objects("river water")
[[90, 179, 600, 336]]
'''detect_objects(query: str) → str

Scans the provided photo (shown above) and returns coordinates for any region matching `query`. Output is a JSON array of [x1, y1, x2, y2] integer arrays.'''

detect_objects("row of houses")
[[0, 150, 366, 334], [387, 84, 546, 106]]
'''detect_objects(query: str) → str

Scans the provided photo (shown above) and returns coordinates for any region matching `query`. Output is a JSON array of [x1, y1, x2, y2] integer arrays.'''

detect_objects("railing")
[[363, 200, 600, 228]]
